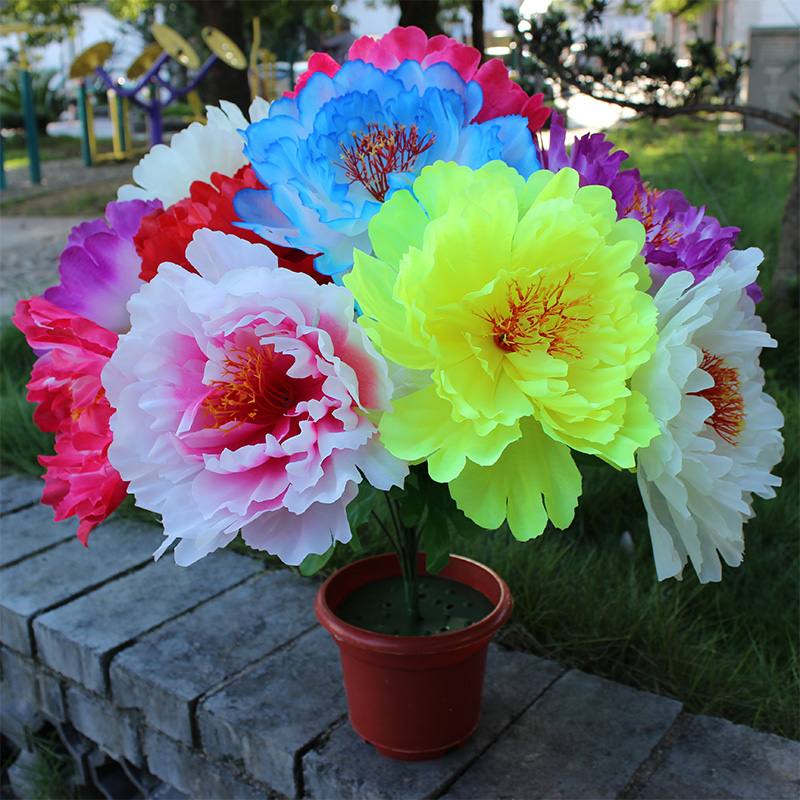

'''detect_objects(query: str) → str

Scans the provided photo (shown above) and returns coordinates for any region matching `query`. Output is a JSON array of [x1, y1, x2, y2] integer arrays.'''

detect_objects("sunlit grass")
[[2, 134, 87, 169]]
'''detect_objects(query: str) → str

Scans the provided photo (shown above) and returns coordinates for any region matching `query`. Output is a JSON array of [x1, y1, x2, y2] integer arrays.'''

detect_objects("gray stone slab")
[[143, 727, 274, 800], [0, 503, 80, 567], [444, 669, 683, 799], [34, 549, 261, 694], [66, 684, 142, 766], [637, 713, 800, 799], [303, 646, 564, 800], [1, 645, 39, 709], [198, 626, 347, 798], [1, 645, 65, 723], [0, 519, 161, 655], [111, 570, 317, 744], [0, 473, 44, 515]]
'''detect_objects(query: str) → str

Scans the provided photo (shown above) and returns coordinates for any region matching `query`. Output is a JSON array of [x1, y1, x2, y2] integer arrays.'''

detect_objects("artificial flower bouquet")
[[13, 27, 784, 624]]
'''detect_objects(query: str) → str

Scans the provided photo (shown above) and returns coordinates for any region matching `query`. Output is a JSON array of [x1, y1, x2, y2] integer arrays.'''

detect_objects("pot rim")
[[315, 552, 513, 655]]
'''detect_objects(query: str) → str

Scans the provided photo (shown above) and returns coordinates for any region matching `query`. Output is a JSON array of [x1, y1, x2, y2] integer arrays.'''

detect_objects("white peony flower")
[[117, 99, 270, 208], [633, 249, 784, 582]]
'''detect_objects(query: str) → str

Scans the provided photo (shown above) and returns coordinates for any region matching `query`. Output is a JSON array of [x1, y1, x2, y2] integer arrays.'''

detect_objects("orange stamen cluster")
[[690, 349, 745, 445], [202, 345, 295, 430], [479, 276, 591, 358], [624, 183, 682, 249], [340, 123, 435, 202]]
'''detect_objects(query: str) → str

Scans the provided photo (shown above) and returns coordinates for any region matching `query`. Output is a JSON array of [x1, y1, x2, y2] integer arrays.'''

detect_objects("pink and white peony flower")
[[632, 249, 784, 582], [117, 99, 270, 208], [102, 229, 407, 566]]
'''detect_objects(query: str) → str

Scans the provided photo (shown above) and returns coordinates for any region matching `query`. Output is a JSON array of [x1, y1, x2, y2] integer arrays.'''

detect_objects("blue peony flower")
[[234, 59, 541, 277]]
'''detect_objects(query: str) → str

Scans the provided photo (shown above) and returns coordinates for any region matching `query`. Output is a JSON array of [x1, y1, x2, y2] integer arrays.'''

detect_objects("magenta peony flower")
[[102, 230, 407, 566], [44, 199, 162, 334], [288, 26, 550, 134], [12, 296, 128, 545]]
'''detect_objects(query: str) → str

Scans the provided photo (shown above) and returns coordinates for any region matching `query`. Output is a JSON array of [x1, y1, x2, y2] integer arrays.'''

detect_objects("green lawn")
[[2, 133, 86, 169], [1, 116, 797, 741]]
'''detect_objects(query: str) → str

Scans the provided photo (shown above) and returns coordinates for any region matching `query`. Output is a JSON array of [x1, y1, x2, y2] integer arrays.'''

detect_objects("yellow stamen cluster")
[[202, 345, 295, 430]]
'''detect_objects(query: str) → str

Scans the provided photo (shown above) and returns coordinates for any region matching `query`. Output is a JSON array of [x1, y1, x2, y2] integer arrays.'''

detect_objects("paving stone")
[[198, 626, 347, 798], [1, 646, 39, 709], [444, 669, 683, 799], [111, 570, 317, 745], [0, 473, 44, 515], [637, 713, 800, 799], [67, 684, 142, 766], [38, 666, 66, 722], [53, 722, 97, 788], [144, 727, 274, 800], [34, 549, 261, 694], [0, 503, 79, 567], [0, 518, 160, 655], [1, 645, 65, 723], [6, 748, 40, 799], [303, 646, 564, 800], [0, 691, 45, 750]]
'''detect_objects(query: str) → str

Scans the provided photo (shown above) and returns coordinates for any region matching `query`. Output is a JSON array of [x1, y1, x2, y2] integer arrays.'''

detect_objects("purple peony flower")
[[44, 199, 162, 333], [543, 115, 752, 300], [619, 176, 750, 299]]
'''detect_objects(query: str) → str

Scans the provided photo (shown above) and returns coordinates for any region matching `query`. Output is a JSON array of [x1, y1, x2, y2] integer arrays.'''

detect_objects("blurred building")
[[654, 0, 799, 131]]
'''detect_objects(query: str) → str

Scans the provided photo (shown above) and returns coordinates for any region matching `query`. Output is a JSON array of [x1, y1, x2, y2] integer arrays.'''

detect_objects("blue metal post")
[[20, 69, 41, 184], [0, 114, 6, 191], [77, 82, 92, 166]]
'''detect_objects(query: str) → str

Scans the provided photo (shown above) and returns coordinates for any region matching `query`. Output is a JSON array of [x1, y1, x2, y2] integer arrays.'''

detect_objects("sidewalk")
[[1, 474, 798, 799]]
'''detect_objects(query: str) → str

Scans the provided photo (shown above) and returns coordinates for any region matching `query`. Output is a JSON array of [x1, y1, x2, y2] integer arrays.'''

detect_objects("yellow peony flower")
[[345, 162, 660, 540]]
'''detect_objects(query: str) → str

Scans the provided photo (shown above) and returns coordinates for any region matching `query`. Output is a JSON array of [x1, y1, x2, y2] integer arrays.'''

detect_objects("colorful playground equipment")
[[1, 20, 278, 184], [249, 18, 278, 104], [69, 23, 249, 164], [0, 21, 63, 188]]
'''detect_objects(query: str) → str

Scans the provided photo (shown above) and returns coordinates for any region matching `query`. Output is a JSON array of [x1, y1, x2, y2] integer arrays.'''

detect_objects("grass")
[[1, 116, 797, 742], [2, 134, 85, 170], [1, 133, 128, 217], [0, 178, 124, 217]]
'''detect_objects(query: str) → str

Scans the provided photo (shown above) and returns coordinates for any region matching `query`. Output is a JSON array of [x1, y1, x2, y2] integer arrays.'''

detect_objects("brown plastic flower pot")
[[315, 552, 513, 761]]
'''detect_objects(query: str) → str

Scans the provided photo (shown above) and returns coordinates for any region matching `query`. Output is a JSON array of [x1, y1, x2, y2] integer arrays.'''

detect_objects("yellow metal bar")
[[86, 95, 98, 163], [249, 17, 261, 101], [264, 49, 277, 100], [186, 90, 205, 123], [122, 97, 133, 158], [108, 89, 123, 158]]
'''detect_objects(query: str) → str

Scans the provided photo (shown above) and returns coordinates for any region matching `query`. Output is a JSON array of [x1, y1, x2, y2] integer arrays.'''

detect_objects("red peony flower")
[[133, 166, 327, 284], [13, 297, 127, 545]]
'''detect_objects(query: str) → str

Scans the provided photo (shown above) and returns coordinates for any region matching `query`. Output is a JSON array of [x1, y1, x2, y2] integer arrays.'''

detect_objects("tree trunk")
[[771, 151, 799, 311], [471, 1, 484, 58], [182, 0, 251, 112], [398, 0, 443, 37]]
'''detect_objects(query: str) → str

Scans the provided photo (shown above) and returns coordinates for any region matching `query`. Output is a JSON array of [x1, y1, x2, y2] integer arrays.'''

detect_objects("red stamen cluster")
[[202, 345, 296, 430], [690, 349, 746, 445], [624, 183, 682, 249], [339, 122, 435, 202], [479, 276, 591, 357]]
